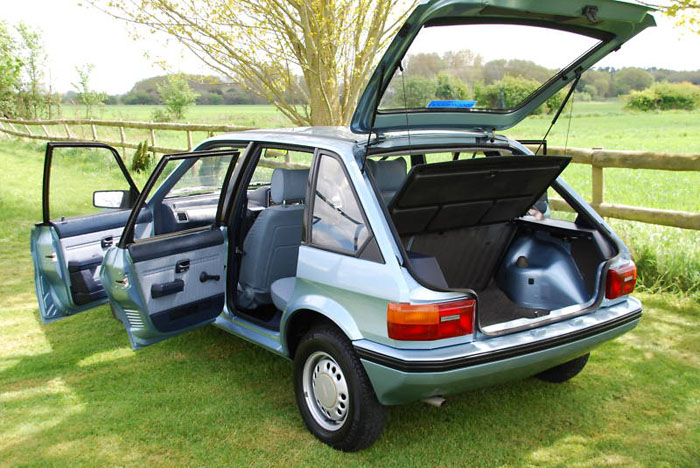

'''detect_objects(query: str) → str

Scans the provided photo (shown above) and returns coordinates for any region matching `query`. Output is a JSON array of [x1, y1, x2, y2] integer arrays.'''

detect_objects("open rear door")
[[31, 142, 143, 323], [101, 148, 240, 349]]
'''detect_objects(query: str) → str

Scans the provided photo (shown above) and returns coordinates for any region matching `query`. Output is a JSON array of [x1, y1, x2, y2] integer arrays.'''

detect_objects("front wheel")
[[293, 325, 386, 451]]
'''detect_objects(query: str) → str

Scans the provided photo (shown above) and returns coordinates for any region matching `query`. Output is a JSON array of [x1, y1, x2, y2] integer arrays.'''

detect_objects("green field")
[[0, 137, 698, 466]]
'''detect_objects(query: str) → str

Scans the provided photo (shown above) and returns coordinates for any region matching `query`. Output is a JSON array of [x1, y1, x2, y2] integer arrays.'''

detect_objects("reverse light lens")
[[387, 299, 475, 341], [605, 261, 637, 299]]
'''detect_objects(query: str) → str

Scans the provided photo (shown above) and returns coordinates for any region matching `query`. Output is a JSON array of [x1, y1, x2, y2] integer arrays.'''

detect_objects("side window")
[[160, 152, 237, 199], [249, 148, 312, 188], [125, 149, 240, 242], [48, 145, 136, 221], [310, 155, 370, 254]]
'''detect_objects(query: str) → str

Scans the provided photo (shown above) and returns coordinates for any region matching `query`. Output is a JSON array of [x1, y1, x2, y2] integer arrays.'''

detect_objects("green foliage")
[[72, 64, 106, 119], [614, 67, 654, 95], [626, 81, 700, 111], [14, 23, 48, 119], [0, 21, 23, 117], [156, 74, 198, 120], [580, 69, 614, 99], [435, 73, 468, 100], [130, 140, 153, 173], [400, 76, 436, 108], [475, 75, 542, 112]]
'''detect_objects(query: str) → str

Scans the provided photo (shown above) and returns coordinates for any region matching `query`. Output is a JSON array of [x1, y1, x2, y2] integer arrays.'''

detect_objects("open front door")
[[101, 148, 241, 349], [31, 142, 142, 323]]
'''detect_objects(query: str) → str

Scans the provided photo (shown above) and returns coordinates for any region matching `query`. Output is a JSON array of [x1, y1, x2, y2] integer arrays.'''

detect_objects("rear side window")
[[310, 155, 369, 254]]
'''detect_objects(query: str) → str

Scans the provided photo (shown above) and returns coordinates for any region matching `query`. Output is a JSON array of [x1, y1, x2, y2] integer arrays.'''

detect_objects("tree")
[[643, 1, 700, 33], [72, 64, 106, 118], [435, 74, 468, 100], [398, 76, 435, 108], [614, 67, 654, 95], [15, 23, 47, 119], [581, 69, 614, 99], [89, 0, 415, 126], [406, 53, 446, 78], [0, 21, 22, 117], [156, 74, 199, 120]]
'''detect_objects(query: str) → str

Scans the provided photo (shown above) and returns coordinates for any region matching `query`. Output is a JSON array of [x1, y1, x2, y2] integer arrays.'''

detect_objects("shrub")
[[151, 108, 171, 122], [475, 75, 540, 111], [614, 67, 654, 95], [474, 75, 567, 115], [157, 74, 198, 120], [130, 140, 153, 173], [626, 81, 700, 111], [435, 73, 468, 101], [400, 76, 436, 108]]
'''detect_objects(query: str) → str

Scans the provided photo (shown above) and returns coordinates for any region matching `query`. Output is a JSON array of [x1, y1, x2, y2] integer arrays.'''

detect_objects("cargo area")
[[372, 155, 617, 334]]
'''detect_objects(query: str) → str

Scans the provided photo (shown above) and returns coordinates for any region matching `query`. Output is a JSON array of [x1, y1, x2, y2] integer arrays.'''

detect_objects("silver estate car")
[[31, 0, 652, 451]]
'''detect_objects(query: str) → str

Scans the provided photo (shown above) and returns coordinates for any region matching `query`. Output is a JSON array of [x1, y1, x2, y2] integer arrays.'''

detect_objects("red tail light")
[[387, 299, 475, 341], [605, 261, 637, 299]]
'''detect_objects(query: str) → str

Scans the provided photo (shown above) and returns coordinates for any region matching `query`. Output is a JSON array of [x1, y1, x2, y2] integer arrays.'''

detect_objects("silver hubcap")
[[302, 351, 349, 431]]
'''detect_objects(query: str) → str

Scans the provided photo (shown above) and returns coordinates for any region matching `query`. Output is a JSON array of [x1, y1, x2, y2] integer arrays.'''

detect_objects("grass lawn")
[[1, 121, 699, 466]]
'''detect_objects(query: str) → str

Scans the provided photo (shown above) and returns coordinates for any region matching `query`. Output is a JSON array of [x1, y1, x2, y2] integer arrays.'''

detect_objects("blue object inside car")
[[427, 100, 477, 108]]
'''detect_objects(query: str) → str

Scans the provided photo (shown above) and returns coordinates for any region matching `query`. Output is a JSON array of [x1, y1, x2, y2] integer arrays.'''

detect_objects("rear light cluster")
[[387, 298, 475, 341], [605, 261, 637, 299]]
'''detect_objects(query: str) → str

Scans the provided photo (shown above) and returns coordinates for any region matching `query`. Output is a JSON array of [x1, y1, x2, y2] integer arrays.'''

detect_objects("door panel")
[[103, 228, 227, 349], [32, 142, 140, 322], [101, 147, 242, 349], [31, 210, 153, 322]]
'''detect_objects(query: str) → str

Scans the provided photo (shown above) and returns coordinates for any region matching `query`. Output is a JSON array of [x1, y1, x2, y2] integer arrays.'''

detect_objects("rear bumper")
[[355, 297, 641, 405]]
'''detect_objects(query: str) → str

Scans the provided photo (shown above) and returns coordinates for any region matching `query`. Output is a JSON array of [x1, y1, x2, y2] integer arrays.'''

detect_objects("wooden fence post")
[[186, 130, 193, 151], [64, 123, 72, 139], [91, 124, 98, 141], [150, 127, 157, 158], [120, 126, 127, 161], [591, 147, 604, 206], [24, 124, 33, 136], [592, 165, 604, 206], [41, 124, 50, 137]]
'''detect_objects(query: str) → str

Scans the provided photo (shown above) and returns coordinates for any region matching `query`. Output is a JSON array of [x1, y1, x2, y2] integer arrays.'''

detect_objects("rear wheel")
[[293, 325, 386, 451], [536, 353, 590, 383]]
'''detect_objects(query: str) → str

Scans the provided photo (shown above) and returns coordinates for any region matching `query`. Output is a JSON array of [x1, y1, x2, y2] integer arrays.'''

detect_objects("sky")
[[3, 0, 700, 95]]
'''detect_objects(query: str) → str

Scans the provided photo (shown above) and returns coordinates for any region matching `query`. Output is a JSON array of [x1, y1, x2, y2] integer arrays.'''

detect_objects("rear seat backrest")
[[366, 158, 407, 204]]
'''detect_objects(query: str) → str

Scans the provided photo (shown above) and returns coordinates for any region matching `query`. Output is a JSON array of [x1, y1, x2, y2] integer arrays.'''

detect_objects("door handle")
[[101, 236, 113, 249], [199, 271, 220, 282], [151, 279, 184, 298], [175, 259, 190, 273]]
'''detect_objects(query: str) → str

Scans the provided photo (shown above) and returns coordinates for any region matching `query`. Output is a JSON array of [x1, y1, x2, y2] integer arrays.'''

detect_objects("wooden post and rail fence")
[[0, 117, 698, 231]]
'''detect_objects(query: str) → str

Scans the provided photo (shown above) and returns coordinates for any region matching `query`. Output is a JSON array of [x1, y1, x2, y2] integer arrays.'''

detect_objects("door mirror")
[[93, 190, 130, 209]]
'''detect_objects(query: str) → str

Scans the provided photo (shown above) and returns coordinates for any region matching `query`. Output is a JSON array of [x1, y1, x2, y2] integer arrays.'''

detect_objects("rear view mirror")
[[93, 190, 130, 209]]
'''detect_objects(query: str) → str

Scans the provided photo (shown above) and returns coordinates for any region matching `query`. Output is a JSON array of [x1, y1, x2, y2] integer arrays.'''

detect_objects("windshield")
[[378, 23, 601, 113]]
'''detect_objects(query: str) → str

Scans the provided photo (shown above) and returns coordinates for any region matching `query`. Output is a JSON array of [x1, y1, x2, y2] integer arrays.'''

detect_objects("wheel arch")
[[281, 296, 363, 358]]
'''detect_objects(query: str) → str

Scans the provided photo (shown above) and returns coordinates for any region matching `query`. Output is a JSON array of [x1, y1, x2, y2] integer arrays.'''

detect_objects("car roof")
[[202, 125, 519, 165]]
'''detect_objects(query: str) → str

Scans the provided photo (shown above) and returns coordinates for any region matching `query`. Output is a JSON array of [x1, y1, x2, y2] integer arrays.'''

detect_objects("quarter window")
[[311, 155, 369, 254]]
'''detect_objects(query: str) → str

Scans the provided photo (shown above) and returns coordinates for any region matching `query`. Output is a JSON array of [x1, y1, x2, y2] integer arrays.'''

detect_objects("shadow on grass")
[[2, 294, 698, 467]]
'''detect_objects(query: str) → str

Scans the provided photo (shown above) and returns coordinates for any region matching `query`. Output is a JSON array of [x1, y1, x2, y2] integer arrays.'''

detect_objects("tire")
[[293, 325, 387, 451], [536, 353, 590, 383]]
